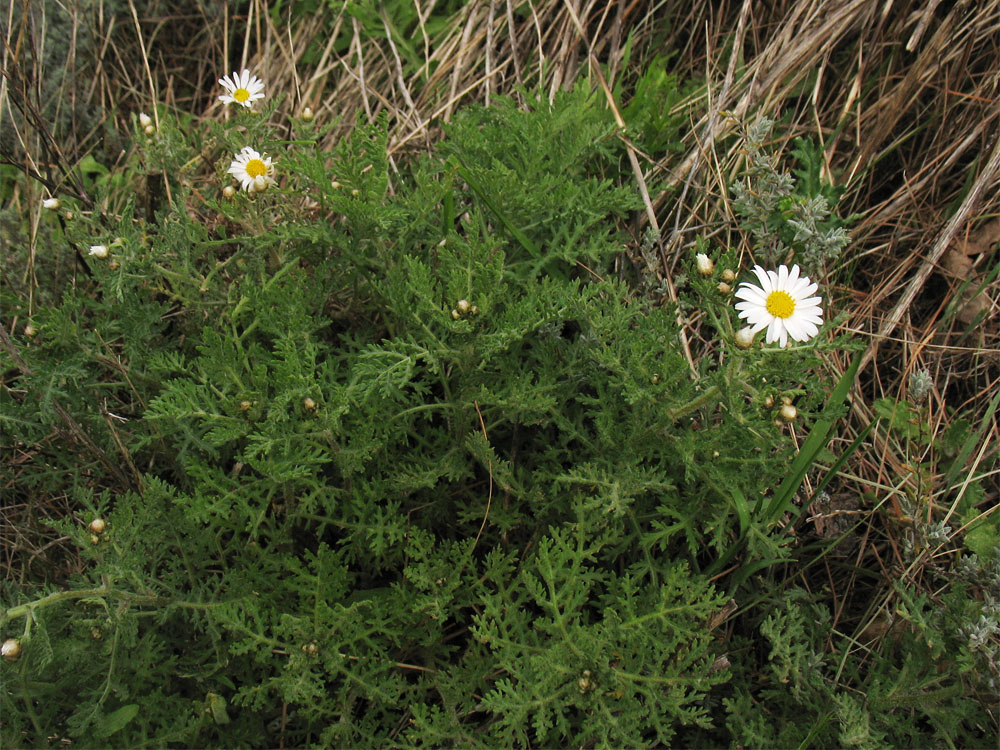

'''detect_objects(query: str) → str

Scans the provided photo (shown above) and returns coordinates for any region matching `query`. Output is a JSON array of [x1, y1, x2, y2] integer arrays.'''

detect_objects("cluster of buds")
[[766, 395, 798, 427], [695, 253, 736, 294], [450, 299, 480, 320], [89, 517, 107, 545]]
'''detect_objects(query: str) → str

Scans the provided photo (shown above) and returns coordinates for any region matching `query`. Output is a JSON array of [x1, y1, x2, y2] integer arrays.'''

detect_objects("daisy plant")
[[734, 264, 823, 347], [227, 147, 276, 193], [218, 69, 265, 109]]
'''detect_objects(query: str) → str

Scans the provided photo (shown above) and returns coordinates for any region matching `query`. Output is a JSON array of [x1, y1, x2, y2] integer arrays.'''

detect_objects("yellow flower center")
[[234, 88, 250, 102], [246, 159, 267, 178], [766, 290, 796, 319]]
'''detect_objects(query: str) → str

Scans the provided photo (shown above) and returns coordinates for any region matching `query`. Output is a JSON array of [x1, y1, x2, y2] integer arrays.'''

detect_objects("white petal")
[[751, 266, 772, 293]]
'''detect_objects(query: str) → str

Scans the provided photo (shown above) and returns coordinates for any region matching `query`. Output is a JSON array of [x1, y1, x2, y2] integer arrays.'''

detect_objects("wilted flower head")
[[218, 69, 265, 109], [734, 264, 823, 347], [227, 147, 276, 193], [88, 244, 109, 259], [43, 197, 61, 211]]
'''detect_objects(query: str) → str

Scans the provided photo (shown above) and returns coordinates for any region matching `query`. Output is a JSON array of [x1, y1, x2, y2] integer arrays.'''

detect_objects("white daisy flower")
[[218, 69, 265, 108], [227, 147, 276, 192], [734, 264, 823, 347]]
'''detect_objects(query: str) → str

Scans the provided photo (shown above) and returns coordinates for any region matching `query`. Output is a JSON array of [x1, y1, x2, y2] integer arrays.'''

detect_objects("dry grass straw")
[[2, 0, 998, 610]]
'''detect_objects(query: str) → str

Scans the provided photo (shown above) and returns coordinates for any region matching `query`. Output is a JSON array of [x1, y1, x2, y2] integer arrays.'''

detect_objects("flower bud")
[[90, 534, 101, 545], [721, 268, 736, 283], [88, 518, 107, 534], [734, 327, 755, 349], [779, 404, 797, 422], [252, 175, 269, 193], [351, 188, 360, 197], [240, 400, 252, 411], [144, 124, 156, 136], [303, 397, 317, 411], [43, 197, 61, 211], [763, 394, 775, 409], [717, 282, 731, 294], [695, 253, 714, 277], [223, 185, 236, 199], [23, 324, 36, 338], [456, 299, 471, 314], [108, 259, 120, 271], [88, 245, 109, 259], [138, 112, 153, 128], [781, 396, 794, 406], [301, 107, 314, 121], [63, 211, 74, 221], [2, 639, 21, 662], [470, 305, 479, 316], [451, 309, 460, 320], [331, 180, 341, 190], [302, 641, 319, 656]]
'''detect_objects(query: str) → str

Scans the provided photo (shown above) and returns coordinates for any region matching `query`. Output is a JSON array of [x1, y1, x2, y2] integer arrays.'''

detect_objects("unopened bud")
[[734, 327, 755, 349], [301, 107, 314, 121], [240, 400, 252, 411], [721, 268, 736, 283], [302, 641, 319, 656], [88, 245, 109, 259], [717, 282, 731, 294], [63, 211, 74, 221], [779, 404, 797, 422], [451, 309, 461, 320], [456, 299, 471, 314], [351, 188, 359, 197], [88, 518, 107, 534], [43, 197, 61, 211], [303, 397, 317, 411], [223, 185, 236, 199], [144, 124, 156, 136], [252, 175, 269, 193], [2, 639, 21, 662], [781, 396, 794, 406], [763, 395, 775, 409], [23, 324, 36, 338], [108, 259, 120, 271], [695, 253, 714, 277], [331, 180, 341, 190], [90, 534, 101, 545], [138, 112, 153, 128]]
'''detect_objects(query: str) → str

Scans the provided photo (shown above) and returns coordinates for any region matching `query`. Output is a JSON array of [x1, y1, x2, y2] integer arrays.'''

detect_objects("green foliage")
[[729, 116, 852, 273], [2, 83, 995, 749]]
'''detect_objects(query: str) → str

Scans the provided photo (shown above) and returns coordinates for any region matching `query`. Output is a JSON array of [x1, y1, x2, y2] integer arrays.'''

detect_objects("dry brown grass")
[[2, 0, 998, 622]]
